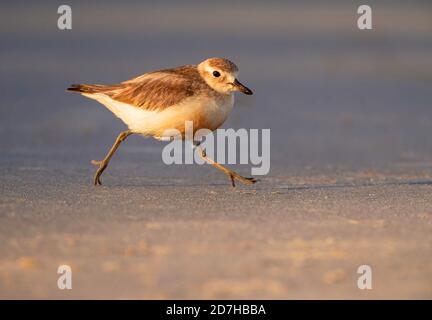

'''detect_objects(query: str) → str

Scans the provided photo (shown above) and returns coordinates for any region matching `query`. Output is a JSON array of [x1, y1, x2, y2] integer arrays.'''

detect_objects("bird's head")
[[198, 57, 253, 95]]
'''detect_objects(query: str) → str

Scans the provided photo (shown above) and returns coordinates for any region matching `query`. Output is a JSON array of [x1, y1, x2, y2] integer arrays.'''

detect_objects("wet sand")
[[1, 1, 431, 299]]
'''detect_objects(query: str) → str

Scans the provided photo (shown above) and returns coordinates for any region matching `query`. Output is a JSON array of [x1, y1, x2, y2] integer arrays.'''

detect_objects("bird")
[[67, 57, 256, 187]]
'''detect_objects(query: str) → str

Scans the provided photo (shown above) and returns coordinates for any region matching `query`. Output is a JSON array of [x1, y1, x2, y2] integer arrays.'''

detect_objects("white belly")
[[84, 93, 234, 139]]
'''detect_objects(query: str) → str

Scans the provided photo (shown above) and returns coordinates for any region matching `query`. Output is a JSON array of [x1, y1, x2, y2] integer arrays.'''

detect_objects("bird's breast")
[[151, 93, 234, 139], [198, 93, 234, 131]]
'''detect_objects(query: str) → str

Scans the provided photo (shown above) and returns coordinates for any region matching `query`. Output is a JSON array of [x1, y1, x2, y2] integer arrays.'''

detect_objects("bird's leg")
[[195, 145, 257, 187], [91, 130, 133, 185]]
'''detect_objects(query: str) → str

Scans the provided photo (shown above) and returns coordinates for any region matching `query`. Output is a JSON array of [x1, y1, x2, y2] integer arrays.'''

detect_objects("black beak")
[[232, 79, 253, 95]]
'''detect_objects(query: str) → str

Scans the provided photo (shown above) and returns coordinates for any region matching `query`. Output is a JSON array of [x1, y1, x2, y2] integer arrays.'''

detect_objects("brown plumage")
[[207, 58, 238, 74], [67, 65, 216, 112]]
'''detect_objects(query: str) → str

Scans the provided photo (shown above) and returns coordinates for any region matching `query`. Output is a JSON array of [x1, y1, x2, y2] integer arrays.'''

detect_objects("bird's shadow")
[[273, 179, 432, 193], [93, 178, 432, 192]]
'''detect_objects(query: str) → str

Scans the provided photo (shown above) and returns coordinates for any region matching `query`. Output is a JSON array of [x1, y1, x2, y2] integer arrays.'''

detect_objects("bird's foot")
[[91, 159, 107, 186], [226, 172, 257, 187]]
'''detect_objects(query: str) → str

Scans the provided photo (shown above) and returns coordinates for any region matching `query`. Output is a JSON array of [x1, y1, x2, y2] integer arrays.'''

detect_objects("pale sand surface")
[[0, 1, 431, 299]]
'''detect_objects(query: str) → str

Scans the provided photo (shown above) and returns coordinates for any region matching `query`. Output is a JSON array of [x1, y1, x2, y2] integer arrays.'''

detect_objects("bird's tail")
[[66, 84, 111, 94]]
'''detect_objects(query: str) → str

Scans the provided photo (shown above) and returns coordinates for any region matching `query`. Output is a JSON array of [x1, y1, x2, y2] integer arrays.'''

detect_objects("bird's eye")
[[212, 71, 221, 77]]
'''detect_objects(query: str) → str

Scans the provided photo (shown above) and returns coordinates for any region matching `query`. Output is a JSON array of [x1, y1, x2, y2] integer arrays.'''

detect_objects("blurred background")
[[1, 0, 432, 168], [0, 0, 431, 299]]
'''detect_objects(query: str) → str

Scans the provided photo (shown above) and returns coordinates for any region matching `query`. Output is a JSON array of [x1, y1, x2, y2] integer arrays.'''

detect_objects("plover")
[[67, 57, 256, 187]]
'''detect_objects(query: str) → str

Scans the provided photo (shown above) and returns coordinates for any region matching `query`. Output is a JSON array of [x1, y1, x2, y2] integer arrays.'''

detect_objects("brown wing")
[[69, 65, 209, 112]]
